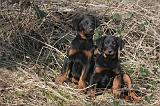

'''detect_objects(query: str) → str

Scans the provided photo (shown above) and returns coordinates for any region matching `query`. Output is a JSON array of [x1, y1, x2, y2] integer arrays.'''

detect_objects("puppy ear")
[[116, 37, 125, 50], [96, 36, 106, 51], [72, 15, 83, 31], [94, 17, 100, 28]]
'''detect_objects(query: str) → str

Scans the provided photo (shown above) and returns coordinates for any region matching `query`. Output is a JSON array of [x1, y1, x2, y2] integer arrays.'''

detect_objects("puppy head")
[[72, 14, 100, 39], [96, 35, 124, 56]]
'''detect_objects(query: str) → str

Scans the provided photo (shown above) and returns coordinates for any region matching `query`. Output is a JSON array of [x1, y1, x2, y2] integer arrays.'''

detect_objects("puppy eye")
[[86, 21, 89, 25], [112, 42, 116, 46], [104, 41, 109, 46], [107, 41, 110, 44]]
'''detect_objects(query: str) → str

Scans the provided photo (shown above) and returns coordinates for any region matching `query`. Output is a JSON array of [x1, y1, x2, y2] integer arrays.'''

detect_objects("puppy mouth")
[[84, 32, 94, 39], [85, 28, 94, 34], [85, 34, 93, 39], [85, 32, 94, 37], [104, 50, 115, 56]]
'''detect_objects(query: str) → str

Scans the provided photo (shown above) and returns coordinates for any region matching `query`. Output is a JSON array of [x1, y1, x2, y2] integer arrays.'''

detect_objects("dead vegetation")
[[0, 0, 160, 106]]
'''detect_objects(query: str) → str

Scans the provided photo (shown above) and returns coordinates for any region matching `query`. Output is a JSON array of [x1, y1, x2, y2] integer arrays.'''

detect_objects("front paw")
[[78, 80, 87, 93], [90, 90, 96, 98], [55, 76, 66, 85], [112, 89, 121, 98], [78, 80, 86, 89], [129, 91, 141, 102]]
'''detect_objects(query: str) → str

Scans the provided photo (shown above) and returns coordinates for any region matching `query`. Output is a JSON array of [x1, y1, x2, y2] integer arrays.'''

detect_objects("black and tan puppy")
[[90, 35, 140, 101], [56, 14, 99, 90]]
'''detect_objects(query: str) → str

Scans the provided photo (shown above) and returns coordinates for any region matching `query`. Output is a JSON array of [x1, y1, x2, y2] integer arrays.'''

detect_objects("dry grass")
[[0, 0, 160, 106]]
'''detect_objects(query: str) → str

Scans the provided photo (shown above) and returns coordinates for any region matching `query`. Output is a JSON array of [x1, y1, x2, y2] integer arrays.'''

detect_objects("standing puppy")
[[56, 14, 99, 90], [90, 35, 140, 101]]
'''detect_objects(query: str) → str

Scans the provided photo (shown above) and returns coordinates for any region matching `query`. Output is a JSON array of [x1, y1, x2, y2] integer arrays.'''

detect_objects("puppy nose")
[[108, 49, 112, 53], [88, 28, 93, 32]]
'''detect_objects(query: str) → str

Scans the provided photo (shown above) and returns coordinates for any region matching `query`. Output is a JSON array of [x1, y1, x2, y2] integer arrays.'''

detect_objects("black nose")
[[108, 49, 112, 53], [88, 28, 94, 32]]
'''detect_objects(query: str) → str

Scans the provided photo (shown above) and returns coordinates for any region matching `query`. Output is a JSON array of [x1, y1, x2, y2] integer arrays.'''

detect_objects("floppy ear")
[[95, 36, 106, 51], [94, 17, 100, 28], [105, 28, 116, 35], [72, 15, 83, 31], [116, 37, 125, 50]]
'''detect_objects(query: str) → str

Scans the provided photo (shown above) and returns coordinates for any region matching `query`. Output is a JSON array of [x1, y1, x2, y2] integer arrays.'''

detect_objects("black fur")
[[90, 35, 125, 90], [57, 14, 100, 88]]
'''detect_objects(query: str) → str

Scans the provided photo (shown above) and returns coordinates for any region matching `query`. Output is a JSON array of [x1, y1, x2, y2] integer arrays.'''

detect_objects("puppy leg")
[[55, 57, 71, 84], [123, 74, 141, 101], [89, 73, 102, 97], [78, 67, 87, 90], [82, 50, 93, 80], [71, 62, 82, 79], [112, 75, 121, 98], [78, 62, 92, 91], [56, 47, 77, 84], [72, 77, 79, 84], [79, 59, 96, 93]]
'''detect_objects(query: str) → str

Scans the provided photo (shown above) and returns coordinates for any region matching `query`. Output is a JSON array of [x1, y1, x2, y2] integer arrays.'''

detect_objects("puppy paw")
[[78, 80, 87, 93], [55, 76, 66, 85], [129, 91, 141, 102]]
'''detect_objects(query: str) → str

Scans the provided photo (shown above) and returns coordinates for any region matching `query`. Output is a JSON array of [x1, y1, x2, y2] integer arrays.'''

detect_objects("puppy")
[[90, 35, 140, 101], [56, 14, 100, 90]]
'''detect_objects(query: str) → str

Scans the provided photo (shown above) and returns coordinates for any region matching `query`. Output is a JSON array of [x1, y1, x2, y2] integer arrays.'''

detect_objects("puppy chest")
[[71, 39, 94, 51], [96, 60, 118, 70]]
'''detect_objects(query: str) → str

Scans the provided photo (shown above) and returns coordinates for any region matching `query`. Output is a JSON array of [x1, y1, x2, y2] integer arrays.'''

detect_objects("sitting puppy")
[[56, 14, 100, 90], [90, 35, 140, 101]]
